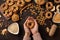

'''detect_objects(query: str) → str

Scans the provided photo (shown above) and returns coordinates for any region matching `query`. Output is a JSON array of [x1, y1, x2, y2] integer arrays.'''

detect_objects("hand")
[[29, 17, 39, 34], [23, 17, 31, 36]]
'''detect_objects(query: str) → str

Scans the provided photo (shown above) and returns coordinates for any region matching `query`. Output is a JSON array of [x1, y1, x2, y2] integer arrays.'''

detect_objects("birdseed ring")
[[46, 2, 53, 10], [45, 11, 52, 19]]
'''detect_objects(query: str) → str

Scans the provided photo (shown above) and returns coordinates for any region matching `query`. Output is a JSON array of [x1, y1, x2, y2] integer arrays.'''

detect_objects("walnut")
[[12, 13, 19, 22]]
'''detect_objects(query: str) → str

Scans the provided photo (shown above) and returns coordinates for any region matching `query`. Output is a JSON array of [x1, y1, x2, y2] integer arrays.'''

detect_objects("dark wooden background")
[[0, 0, 60, 40]]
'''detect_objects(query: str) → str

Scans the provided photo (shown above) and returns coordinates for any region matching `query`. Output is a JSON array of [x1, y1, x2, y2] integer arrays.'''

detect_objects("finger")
[[28, 17, 32, 20], [25, 17, 31, 22], [24, 23, 29, 31], [34, 19, 38, 28], [24, 25, 28, 30], [27, 16, 34, 20], [31, 17, 34, 19], [24, 17, 29, 24], [34, 19, 38, 25], [23, 17, 30, 28], [30, 19, 38, 29]]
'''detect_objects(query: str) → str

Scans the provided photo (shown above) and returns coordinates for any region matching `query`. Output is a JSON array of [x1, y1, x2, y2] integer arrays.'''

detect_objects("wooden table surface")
[[0, 0, 60, 40]]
